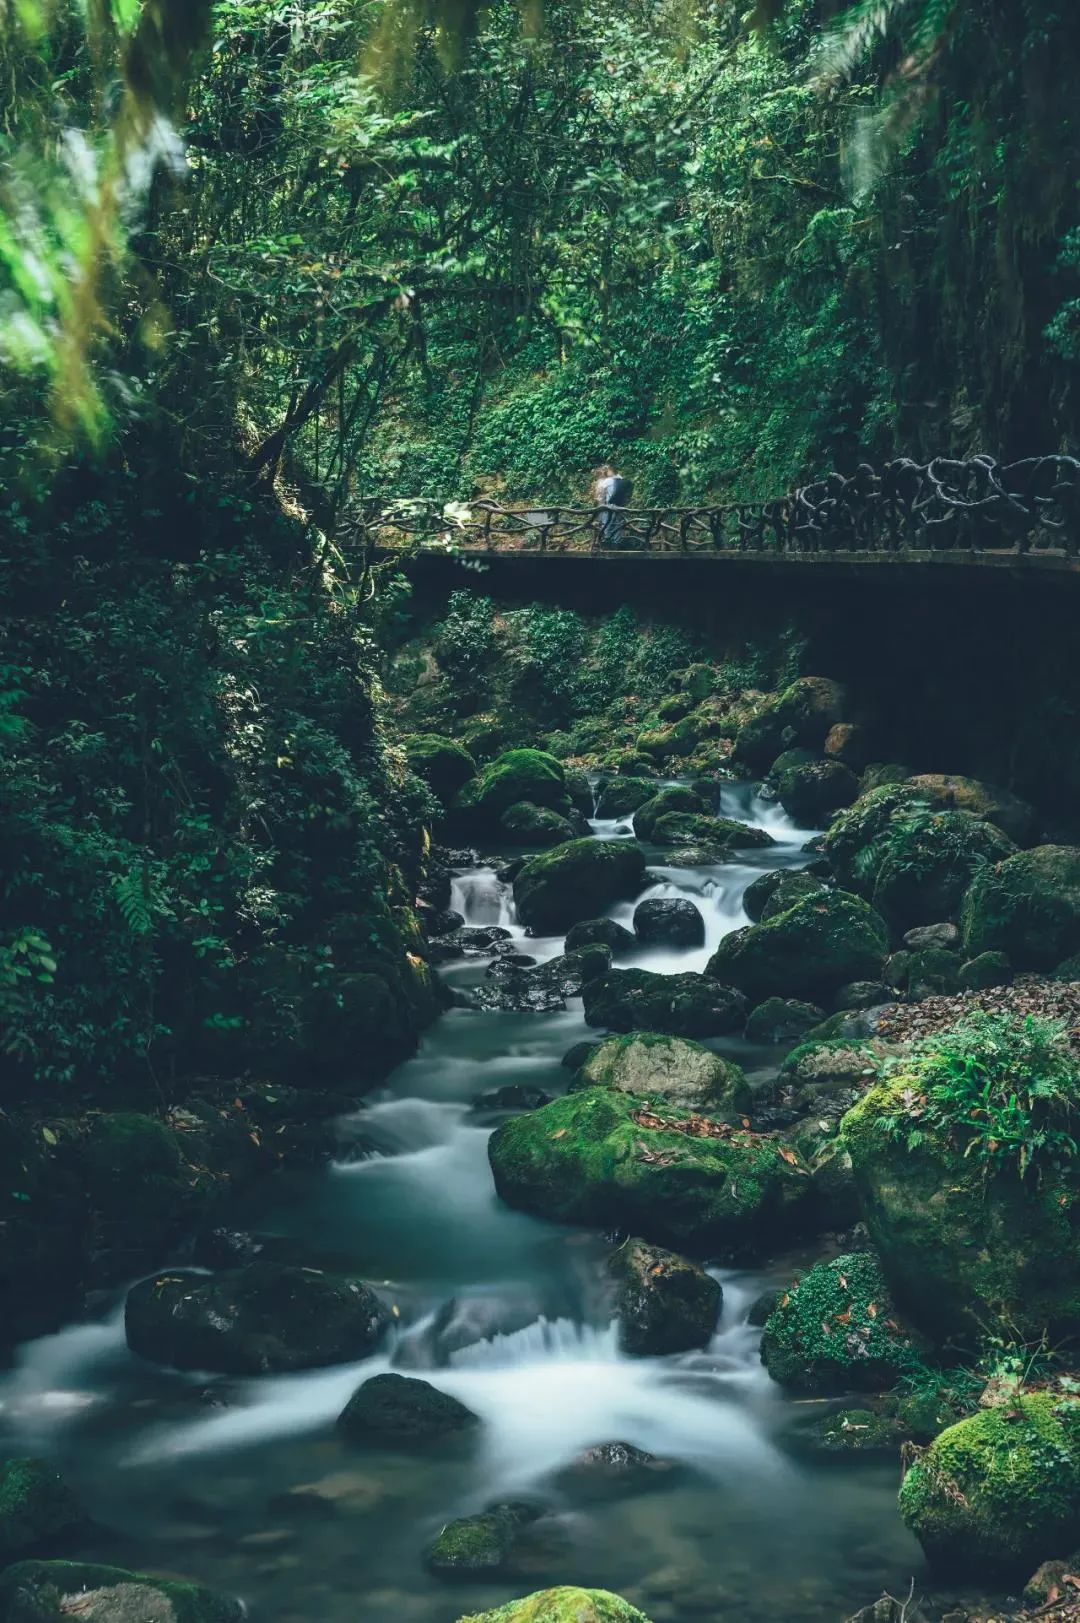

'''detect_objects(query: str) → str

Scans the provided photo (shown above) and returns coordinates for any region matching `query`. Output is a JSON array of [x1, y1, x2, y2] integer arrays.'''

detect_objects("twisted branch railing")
[[352, 454, 1080, 559]]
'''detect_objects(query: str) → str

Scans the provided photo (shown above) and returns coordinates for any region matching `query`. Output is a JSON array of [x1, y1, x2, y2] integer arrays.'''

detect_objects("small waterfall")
[[451, 867, 516, 928], [449, 1316, 619, 1368]]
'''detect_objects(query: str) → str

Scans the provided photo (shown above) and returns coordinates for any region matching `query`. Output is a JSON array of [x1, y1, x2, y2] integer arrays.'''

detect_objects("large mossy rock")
[[457, 1589, 653, 1623], [870, 811, 1015, 929], [337, 1373, 479, 1443], [822, 785, 921, 892], [610, 1240, 722, 1356], [743, 869, 827, 923], [732, 677, 848, 771], [404, 734, 477, 805], [961, 845, 1080, 969], [843, 1075, 1080, 1341], [577, 1032, 750, 1114], [125, 1263, 388, 1373], [0, 1562, 242, 1623], [582, 969, 747, 1038], [426, 1503, 538, 1575], [905, 773, 1036, 845], [898, 1394, 1080, 1580], [498, 801, 576, 847], [706, 891, 889, 1004], [760, 1252, 918, 1394], [514, 840, 645, 933], [649, 812, 774, 852], [595, 779, 655, 818], [488, 1088, 812, 1257], [745, 997, 824, 1045], [0, 1461, 82, 1563], [632, 787, 708, 841], [453, 749, 568, 832], [775, 759, 859, 826]]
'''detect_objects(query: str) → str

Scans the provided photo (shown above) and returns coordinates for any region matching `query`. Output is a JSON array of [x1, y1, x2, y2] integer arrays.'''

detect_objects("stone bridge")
[[355, 454, 1080, 576]]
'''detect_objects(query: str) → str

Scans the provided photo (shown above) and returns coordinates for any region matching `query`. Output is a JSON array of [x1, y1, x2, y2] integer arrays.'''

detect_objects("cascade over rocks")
[[609, 1239, 722, 1356], [706, 890, 889, 1004], [575, 1031, 750, 1114], [632, 897, 705, 947], [125, 1263, 389, 1374], [488, 1088, 813, 1257], [514, 840, 646, 933], [583, 968, 747, 1038]]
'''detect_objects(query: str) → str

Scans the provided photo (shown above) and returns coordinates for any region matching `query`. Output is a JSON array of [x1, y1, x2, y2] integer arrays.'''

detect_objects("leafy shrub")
[[433, 592, 497, 696]]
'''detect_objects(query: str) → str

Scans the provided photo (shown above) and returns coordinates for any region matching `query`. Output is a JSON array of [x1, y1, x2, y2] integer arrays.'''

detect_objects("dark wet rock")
[[903, 922, 960, 951], [499, 801, 577, 848], [661, 845, 728, 868], [515, 840, 647, 934], [496, 856, 527, 884], [471, 1084, 553, 1116], [959, 950, 1012, 990], [337, 1373, 479, 1443], [576, 1032, 749, 1114], [610, 1240, 722, 1356], [472, 946, 612, 1013], [583, 969, 747, 1039], [760, 1252, 919, 1394], [0, 1461, 82, 1563], [422, 907, 466, 938], [489, 1088, 813, 1258], [486, 952, 538, 972], [833, 981, 891, 1011], [554, 1441, 676, 1499], [744, 997, 824, 1044], [191, 1229, 304, 1271], [746, 1288, 782, 1327], [742, 869, 828, 924], [125, 1263, 389, 1374], [425, 1501, 541, 1575], [0, 1561, 243, 1623], [649, 812, 774, 852], [775, 758, 860, 826], [595, 779, 656, 818], [564, 918, 637, 956], [707, 891, 889, 1005], [632, 897, 705, 948], [562, 1040, 602, 1071], [429, 924, 514, 963]]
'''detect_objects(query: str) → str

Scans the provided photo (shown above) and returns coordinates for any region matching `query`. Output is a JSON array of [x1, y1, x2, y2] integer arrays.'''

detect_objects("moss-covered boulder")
[[513, 839, 646, 933], [870, 810, 1016, 930], [337, 1373, 479, 1443], [776, 759, 859, 826], [404, 734, 477, 805], [610, 1240, 722, 1356], [905, 773, 1036, 845], [582, 968, 747, 1038], [743, 869, 827, 923], [488, 1087, 812, 1257], [563, 767, 594, 817], [577, 1032, 750, 1114], [706, 891, 889, 1004], [650, 812, 774, 851], [125, 1262, 389, 1374], [760, 1252, 919, 1393], [632, 787, 708, 841], [733, 677, 848, 771], [959, 950, 1011, 990], [0, 1462, 82, 1562], [822, 784, 921, 892], [453, 749, 569, 832], [843, 1073, 1080, 1341], [594, 778, 655, 818], [426, 1503, 538, 1575], [499, 801, 577, 847], [898, 1394, 1080, 1579], [457, 1589, 653, 1623], [0, 1562, 243, 1623], [961, 845, 1080, 969], [883, 946, 962, 999], [744, 997, 825, 1045], [780, 1037, 883, 1099]]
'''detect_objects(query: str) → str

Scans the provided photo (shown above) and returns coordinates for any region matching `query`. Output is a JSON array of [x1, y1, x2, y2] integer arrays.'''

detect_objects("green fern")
[[113, 870, 154, 936]]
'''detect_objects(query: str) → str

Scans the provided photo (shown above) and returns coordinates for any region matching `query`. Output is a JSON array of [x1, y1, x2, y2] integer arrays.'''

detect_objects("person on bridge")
[[591, 464, 634, 548]]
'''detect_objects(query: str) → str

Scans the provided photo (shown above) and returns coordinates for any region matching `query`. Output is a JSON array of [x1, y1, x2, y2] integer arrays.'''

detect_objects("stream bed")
[[0, 785, 925, 1623]]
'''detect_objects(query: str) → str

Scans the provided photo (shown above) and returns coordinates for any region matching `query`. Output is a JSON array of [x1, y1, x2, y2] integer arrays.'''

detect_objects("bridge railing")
[[352, 454, 1080, 558]]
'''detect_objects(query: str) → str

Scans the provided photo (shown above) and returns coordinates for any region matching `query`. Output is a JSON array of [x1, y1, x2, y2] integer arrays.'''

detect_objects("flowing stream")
[[0, 783, 923, 1623]]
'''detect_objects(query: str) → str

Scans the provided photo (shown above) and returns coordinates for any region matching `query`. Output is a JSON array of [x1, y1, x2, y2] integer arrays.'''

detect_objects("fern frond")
[[113, 870, 154, 936]]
